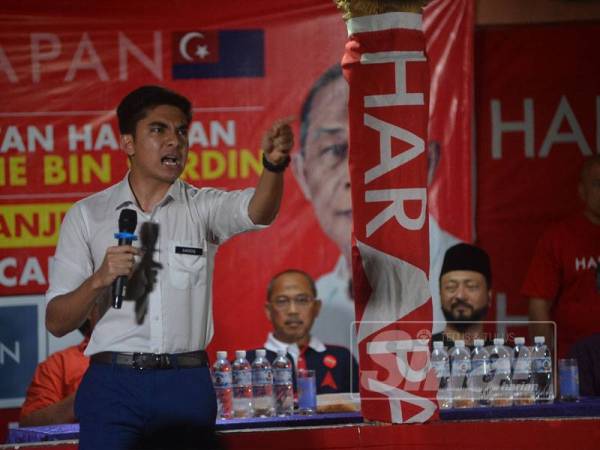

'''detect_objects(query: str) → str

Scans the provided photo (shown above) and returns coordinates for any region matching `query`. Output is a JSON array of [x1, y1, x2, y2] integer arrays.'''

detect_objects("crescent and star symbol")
[[179, 32, 210, 61]]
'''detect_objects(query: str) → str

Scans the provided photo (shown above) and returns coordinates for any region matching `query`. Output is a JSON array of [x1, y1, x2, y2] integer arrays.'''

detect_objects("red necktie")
[[297, 345, 307, 370]]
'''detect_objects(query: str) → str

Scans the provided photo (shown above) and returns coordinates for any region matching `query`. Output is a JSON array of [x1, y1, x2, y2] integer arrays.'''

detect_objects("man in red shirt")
[[522, 155, 600, 357]]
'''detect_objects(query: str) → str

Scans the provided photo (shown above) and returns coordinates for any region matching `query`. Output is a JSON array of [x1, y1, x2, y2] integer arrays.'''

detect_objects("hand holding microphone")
[[102, 209, 161, 322]]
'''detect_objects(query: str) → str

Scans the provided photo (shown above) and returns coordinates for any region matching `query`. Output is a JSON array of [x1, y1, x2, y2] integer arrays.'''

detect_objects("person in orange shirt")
[[19, 313, 96, 426]]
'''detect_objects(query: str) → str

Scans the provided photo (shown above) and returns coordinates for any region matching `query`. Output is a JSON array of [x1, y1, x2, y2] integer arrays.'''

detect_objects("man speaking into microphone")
[[45, 85, 293, 450]]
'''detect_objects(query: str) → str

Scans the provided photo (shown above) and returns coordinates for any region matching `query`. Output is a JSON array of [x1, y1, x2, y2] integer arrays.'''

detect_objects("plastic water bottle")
[[512, 337, 535, 405], [531, 336, 554, 403], [469, 339, 492, 407], [449, 340, 473, 408], [430, 341, 451, 409], [488, 338, 512, 407], [272, 350, 294, 416], [251, 349, 274, 417], [232, 350, 253, 418], [212, 351, 233, 419]]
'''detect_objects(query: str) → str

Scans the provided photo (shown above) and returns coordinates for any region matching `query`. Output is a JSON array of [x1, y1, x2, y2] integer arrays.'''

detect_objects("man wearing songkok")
[[432, 243, 493, 348]]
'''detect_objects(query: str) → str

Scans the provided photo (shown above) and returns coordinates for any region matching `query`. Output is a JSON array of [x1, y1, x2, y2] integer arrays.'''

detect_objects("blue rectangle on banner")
[[173, 30, 264, 79], [0, 304, 39, 401]]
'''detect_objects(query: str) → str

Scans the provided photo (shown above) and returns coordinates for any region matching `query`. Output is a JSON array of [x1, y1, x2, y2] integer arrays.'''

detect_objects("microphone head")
[[140, 221, 159, 251], [118, 208, 137, 234]]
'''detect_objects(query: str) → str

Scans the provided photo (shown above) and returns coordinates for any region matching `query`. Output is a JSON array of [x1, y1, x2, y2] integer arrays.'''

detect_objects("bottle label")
[[431, 360, 449, 378], [273, 368, 292, 385], [533, 356, 552, 373], [233, 369, 252, 387], [471, 359, 490, 376], [514, 357, 531, 374], [492, 358, 511, 373], [451, 359, 471, 376], [252, 368, 273, 385], [213, 370, 232, 388]]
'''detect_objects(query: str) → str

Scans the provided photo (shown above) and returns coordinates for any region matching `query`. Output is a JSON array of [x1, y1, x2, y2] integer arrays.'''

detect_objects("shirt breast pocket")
[[168, 240, 206, 289]]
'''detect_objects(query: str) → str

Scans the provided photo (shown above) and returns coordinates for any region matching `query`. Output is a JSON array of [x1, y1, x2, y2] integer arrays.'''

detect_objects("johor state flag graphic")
[[172, 30, 264, 79]]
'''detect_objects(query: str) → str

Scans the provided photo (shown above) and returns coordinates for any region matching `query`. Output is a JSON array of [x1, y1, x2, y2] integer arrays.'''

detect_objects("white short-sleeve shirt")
[[46, 175, 264, 356]]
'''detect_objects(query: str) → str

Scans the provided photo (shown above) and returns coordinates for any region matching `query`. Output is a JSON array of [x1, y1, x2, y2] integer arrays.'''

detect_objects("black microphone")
[[112, 208, 137, 309]]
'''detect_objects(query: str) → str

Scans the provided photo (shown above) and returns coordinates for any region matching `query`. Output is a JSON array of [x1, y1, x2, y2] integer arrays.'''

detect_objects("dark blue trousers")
[[75, 362, 217, 450]]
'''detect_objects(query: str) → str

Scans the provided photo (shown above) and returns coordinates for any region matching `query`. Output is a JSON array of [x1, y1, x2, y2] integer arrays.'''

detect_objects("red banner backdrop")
[[423, 0, 475, 323], [425, 0, 474, 243], [0, 0, 347, 357], [2, 0, 598, 428], [0, 0, 474, 416], [475, 22, 600, 338]]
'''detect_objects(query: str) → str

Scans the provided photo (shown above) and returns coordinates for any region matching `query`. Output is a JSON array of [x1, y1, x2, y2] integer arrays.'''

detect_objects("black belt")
[[91, 350, 209, 370]]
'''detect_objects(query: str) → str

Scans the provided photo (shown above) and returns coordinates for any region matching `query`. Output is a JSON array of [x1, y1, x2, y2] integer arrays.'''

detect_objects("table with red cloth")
[[4, 399, 600, 450]]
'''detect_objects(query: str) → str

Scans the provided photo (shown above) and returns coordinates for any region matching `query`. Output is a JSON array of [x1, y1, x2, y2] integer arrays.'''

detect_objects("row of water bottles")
[[212, 349, 294, 419], [431, 336, 554, 409]]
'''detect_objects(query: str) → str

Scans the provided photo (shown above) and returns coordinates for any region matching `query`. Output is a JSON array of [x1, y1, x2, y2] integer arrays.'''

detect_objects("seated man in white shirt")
[[250, 269, 358, 394]]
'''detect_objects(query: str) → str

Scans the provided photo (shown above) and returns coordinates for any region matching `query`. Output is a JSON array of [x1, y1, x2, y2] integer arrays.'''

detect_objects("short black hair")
[[117, 85, 193, 135], [299, 64, 343, 154], [267, 269, 317, 300]]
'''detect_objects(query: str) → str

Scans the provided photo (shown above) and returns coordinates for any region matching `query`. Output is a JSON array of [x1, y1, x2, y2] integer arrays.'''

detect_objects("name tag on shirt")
[[175, 246, 203, 256]]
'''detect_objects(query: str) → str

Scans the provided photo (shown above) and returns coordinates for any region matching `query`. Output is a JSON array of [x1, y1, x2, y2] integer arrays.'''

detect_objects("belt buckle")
[[131, 352, 172, 370], [159, 354, 172, 369], [132, 353, 144, 371]]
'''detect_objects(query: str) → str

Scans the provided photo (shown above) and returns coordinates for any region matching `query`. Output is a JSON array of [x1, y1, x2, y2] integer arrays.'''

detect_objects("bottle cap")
[[473, 339, 484, 347], [235, 350, 246, 359], [256, 348, 266, 357], [534, 336, 545, 344], [493, 338, 504, 345], [454, 339, 465, 347], [433, 341, 444, 349], [216, 350, 228, 360], [514, 337, 525, 345]]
